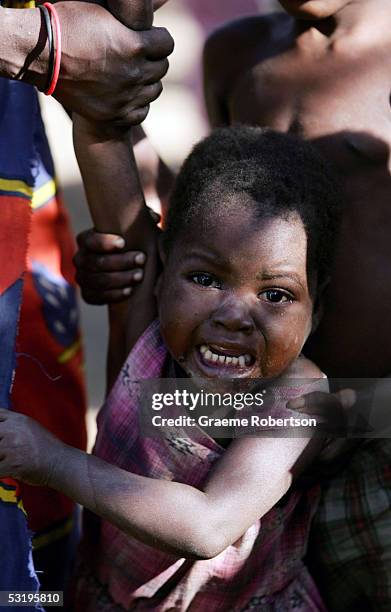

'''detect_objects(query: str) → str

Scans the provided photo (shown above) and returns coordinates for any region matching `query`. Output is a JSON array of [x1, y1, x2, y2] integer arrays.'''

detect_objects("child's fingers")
[[288, 391, 347, 433], [289, 389, 357, 413], [81, 287, 132, 305], [76, 229, 125, 253], [335, 388, 357, 409], [288, 391, 332, 415], [76, 251, 146, 274], [76, 269, 144, 291]]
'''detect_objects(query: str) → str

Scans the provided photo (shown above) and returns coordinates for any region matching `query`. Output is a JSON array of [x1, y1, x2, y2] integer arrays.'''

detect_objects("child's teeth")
[[201, 346, 252, 368]]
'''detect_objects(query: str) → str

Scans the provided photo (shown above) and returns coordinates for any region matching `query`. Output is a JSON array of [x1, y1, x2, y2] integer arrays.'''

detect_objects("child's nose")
[[212, 297, 255, 334]]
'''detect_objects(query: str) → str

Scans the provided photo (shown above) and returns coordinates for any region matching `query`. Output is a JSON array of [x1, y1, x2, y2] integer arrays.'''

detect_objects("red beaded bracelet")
[[43, 2, 62, 96]]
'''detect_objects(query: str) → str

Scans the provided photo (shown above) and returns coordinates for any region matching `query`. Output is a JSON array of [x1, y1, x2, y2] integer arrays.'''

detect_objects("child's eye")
[[189, 273, 222, 289], [260, 289, 293, 304]]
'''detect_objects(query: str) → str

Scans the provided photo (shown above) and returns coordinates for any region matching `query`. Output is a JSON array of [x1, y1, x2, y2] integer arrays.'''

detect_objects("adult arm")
[[0, 7, 48, 85]]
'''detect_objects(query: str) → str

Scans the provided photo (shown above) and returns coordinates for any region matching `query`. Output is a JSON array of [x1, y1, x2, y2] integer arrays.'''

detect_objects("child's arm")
[[0, 406, 322, 560], [203, 19, 258, 128], [132, 125, 175, 217], [73, 118, 161, 388], [203, 25, 232, 128], [72, 1, 173, 388]]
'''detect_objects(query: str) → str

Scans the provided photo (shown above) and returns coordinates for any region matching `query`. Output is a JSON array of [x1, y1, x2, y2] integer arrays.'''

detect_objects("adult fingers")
[[142, 27, 174, 60], [120, 82, 163, 114], [140, 81, 164, 104], [112, 105, 150, 128], [143, 58, 170, 84]]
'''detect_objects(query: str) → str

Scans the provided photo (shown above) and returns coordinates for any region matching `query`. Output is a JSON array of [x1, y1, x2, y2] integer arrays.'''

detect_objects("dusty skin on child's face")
[[158, 199, 315, 380], [278, 0, 352, 19]]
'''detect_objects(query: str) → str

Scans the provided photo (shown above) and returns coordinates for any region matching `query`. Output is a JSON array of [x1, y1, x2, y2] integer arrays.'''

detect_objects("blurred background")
[[39, 0, 280, 445]]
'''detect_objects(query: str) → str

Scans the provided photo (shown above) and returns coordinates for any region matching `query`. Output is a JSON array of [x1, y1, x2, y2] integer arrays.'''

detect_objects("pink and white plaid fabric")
[[72, 321, 326, 611]]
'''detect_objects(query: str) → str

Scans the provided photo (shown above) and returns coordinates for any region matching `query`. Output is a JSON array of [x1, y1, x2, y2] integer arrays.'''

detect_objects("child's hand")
[[0, 409, 66, 487], [288, 389, 356, 435], [292, 382, 391, 437], [74, 229, 149, 304]]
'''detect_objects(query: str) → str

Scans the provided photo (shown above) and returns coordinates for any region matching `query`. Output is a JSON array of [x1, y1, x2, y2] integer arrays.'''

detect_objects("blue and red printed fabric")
[[0, 78, 43, 607]]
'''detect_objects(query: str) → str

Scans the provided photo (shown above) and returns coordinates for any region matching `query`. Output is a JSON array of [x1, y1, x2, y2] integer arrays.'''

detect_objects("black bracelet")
[[39, 4, 54, 93]]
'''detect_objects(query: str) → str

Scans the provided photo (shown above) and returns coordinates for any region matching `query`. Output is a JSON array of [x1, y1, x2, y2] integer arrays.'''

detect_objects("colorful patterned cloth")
[[0, 75, 43, 603], [71, 320, 327, 611], [10, 111, 87, 533], [307, 438, 391, 611], [0, 0, 86, 586], [0, 78, 87, 534]]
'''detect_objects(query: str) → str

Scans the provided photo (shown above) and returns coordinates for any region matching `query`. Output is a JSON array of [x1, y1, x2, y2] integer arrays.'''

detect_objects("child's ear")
[[311, 277, 329, 334]]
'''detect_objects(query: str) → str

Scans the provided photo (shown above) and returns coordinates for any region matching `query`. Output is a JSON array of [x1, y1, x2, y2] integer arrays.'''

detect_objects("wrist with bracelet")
[[39, 2, 61, 95]]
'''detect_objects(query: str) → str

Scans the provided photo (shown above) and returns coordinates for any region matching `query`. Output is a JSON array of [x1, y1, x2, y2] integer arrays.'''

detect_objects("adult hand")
[[52, 1, 174, 124], [0, 409, 66, 487]]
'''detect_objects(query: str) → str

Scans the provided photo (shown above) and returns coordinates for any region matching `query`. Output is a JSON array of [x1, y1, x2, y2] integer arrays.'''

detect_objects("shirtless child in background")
[[203, 1, 391, 609], [204, 0, 391, 378]]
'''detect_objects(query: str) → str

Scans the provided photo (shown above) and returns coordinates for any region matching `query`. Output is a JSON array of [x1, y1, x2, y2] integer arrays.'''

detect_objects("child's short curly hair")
[[164, 126, 342, 289]]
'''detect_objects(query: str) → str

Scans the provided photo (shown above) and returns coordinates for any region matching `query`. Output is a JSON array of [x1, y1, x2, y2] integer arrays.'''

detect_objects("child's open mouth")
[[197, 344, 255, 371]]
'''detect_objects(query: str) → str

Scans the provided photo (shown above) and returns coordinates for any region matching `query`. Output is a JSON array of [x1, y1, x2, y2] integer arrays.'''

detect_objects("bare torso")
[[204, 10, 391, 376]]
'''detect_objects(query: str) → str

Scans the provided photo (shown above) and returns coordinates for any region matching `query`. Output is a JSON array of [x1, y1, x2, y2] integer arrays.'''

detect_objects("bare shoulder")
[[203, 12, 291, 101], [204, 13, 291, 70], [205, 13, 285, 51]]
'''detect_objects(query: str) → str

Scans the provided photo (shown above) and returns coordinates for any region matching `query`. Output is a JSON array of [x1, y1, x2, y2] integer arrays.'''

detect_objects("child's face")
[[158, 197, 315, 380], [278, 0, 352, 19]]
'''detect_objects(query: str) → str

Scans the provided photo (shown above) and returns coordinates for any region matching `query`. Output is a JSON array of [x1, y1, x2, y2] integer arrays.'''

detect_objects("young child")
[[203, 4, 391, 608], [203, 0, 391, 378], [0, 127, 341, 611]]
